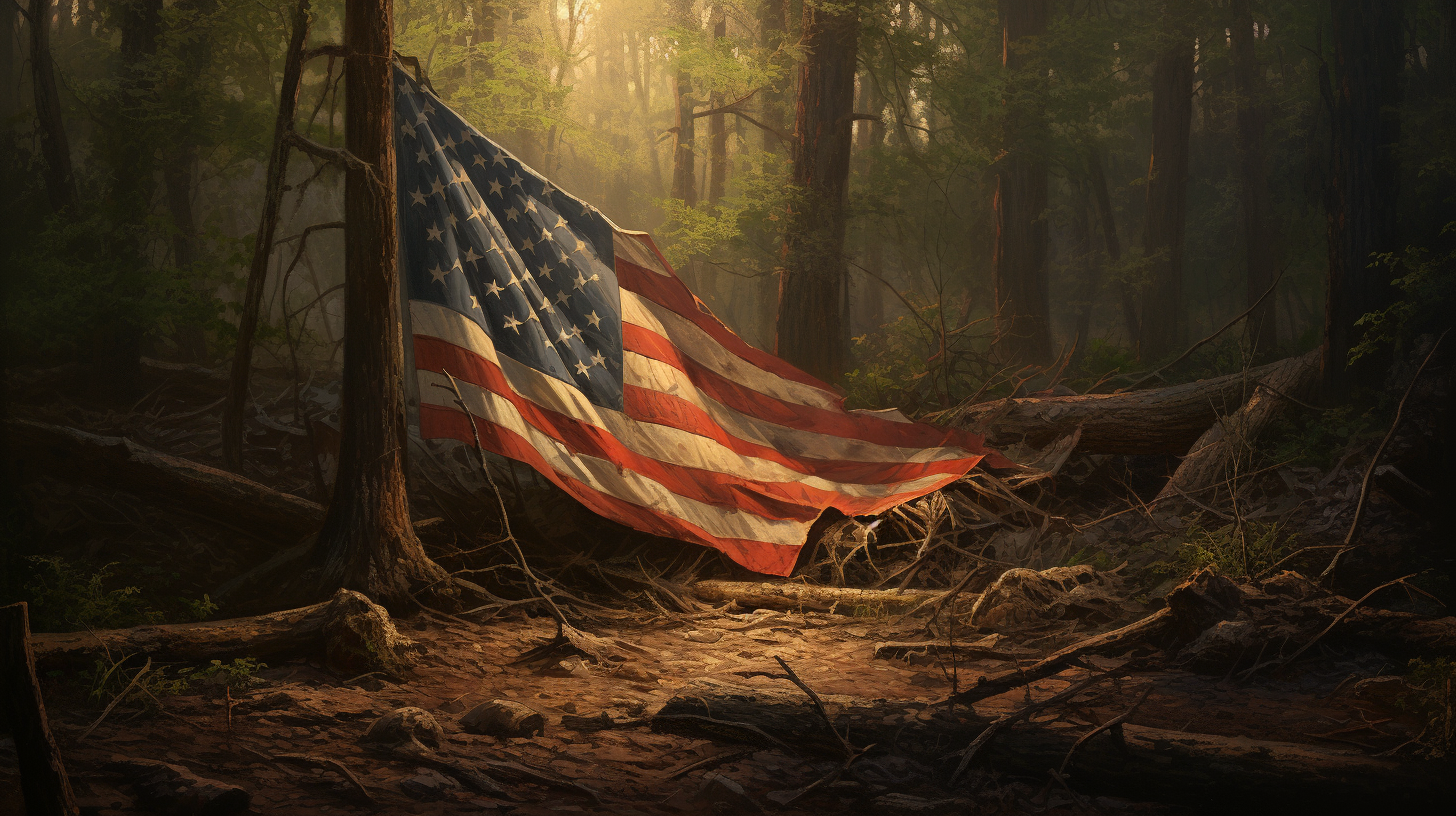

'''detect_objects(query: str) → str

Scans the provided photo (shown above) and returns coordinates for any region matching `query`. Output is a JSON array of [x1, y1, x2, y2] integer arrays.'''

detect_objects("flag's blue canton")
[[393, 66, 624, 411]]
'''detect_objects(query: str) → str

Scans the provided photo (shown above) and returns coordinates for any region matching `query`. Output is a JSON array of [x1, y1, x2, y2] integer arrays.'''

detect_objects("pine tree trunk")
[[1231, 0, 1280, 357], [991, 0, 1052, 366], [1139, 31, 1195, 361], [669, 0, 698, 207], [1324, 0, 1404, 395], [1087, 145, 1138, 346], [1, 2, 17, 124], [775, 0, 859, 382], [757, 0, 790, 157], [309, 0, 450, 611], [28, 0, 77, 214], [221, 0, 310, 471]]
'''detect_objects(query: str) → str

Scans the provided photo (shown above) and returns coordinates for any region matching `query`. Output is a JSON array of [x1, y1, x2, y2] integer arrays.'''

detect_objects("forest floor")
[[2, 355, 1453, 814], [3, 599, 1427, 815]]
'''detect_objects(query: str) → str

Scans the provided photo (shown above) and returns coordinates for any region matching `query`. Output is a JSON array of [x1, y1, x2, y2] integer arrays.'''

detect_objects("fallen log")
[[1155, 349, 1321, 503], [689, 580, 943, 615], [651, 677, 1452, 811], [9, 418, 323, 541], [0, 603, 80, 816], [30, 589, 419, 675], [941, 359, 1292, 455]]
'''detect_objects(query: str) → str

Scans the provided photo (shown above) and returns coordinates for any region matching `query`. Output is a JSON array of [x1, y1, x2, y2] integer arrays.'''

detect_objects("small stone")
[[560, 701, 578, 714], [362, 707, 444, 749], [460, 699, 546, 738], [685, 629, 725, 644]]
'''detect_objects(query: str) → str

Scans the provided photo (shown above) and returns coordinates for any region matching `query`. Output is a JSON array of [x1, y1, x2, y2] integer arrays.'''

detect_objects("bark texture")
[[1139, 30, 1195, 361], [944, 357, 1298, 454], [650, 677, 1451, 809], [775, 0, 859, 382], [1324, 0, 1405, 394], [0, 603, 80, 816], [689, 580, 940, 615], [992, 0, 1052, 366], [669, 0, 698, 207], [221, 0, 311, 470], [308, 0, 450, 610], [1155, 349, 1321, 503]]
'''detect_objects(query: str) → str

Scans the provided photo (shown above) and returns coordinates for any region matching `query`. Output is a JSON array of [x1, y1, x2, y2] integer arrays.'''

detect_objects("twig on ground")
[[79, 657, 151, 743], [1270, 574, 1418, 675]]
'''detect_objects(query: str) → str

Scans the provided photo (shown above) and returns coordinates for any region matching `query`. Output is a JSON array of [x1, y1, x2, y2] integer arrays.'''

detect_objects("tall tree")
[[1231, 0, 1280, 356], [2, 2, 17, 124], [669, 0, 698, 206], [707, 8, 728, 205], [308, 0, 450, 608], [991, 0, 1052, 366], [1323, 0, 1405, 394], [1139, 16, 1195, 361], [775, 0, 859, 382], [28, 0, 77, 213]]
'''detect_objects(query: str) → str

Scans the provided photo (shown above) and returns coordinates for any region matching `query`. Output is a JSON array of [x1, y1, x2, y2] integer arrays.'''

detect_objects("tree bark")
[[689, 579, 940, 615], [29, 590, 419, 676], [944, 357, 1302, 455], [991, 0, 1052, 366], [649, 677, 1452, 810], [1, 1, 17, 124], [707, 10, 728, 205], [8, 418, 324, 540], [757, 0, 790, 158], [1155, 349, 1321, 503], [307, 0, 450, 611], [221, 0, 311, 471], [1324, 0, 1404, 395], [1139, 27, 1195, 361], [1230, 0, 1280, 357], [775, 0, 860, 383], [28, 0, 77, 213], [669, 0, 698, 207], [0, 603, 80, 816]]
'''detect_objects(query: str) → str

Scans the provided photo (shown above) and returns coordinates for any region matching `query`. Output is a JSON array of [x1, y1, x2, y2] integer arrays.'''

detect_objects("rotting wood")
[[0, 602, 80, 816], [1154, 349, 1321, 503], [689, 579, 943, 615], [10, 419, 323, 541], [29, 589, 416, 675], [938, 357, 1296, 454], [651, 676, 1453, 810]]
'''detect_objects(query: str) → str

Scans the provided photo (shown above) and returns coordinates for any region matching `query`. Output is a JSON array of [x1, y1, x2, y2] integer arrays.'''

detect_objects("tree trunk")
[[992, 0, 1052, 366], [1069, 176, 1096, 359], [308, 0, 450, 611], [689, 580, 941, 615], [8, 419, 324, 541], [669, 0, 697, 207], [221, 0, 310, 471], [28, 0, 77, 213], [944, 356, 1304, 455], [1, 1, 17, 124], [1154, 349, 1321, 503], [775, 0, 859, 383], [649, 677, 1452, 810], [707, 10, 728, 205], [0, 604, 79, 816], [1139, 29, 1194, 361], [1231, 0, 1280, 357], [757, 0, 790, 158], [1324, 0, 1404, 395]]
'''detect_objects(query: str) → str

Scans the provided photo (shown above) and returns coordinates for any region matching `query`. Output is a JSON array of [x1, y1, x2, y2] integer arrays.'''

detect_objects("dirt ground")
[[1, 600, 1427, 816]]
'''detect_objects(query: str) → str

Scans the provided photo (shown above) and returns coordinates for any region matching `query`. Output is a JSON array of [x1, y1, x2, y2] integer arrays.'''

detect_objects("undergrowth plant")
[[1400, 657, 1456, 757], [1159, 516, 1293, 579]]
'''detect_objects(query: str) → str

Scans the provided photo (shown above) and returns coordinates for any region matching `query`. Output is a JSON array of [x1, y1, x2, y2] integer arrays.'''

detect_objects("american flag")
[[394, 64, 1011, 576]]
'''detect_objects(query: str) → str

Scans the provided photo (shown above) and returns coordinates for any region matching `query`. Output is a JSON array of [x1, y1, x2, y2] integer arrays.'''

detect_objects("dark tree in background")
[[27, 0, 77, 214], [775, 0, 859, 382], [310, 0, 450, 609], [1324, 0, 1405, 395], [1230, 0, 1280, 357], [991, 0, 1051, 367], [669, 0, 698, 208], [1139, 11, 1194, 362]]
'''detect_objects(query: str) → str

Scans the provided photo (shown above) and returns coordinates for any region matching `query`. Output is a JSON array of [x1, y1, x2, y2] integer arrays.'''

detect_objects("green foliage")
[[1263, 405, 1378, 469], [1352, 225, 1456, 365], [1399, 658, 1456, 757], [23, 557, 165, 633], [1159, 517, 1292, 580], [82, 656, 266, 714]]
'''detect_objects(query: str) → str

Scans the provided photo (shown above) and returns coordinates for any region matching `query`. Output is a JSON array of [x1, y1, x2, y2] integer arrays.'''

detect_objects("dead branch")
[[0, 603, 80, 816], [689, 579, 941, 615], [948, 670, 1117, 785], [1058, 683, 1154, 776]]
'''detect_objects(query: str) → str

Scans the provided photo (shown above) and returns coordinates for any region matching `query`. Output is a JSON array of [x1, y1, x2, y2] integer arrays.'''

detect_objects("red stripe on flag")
[[419, 404, 802, 575], [414, 335, 969, 518]]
